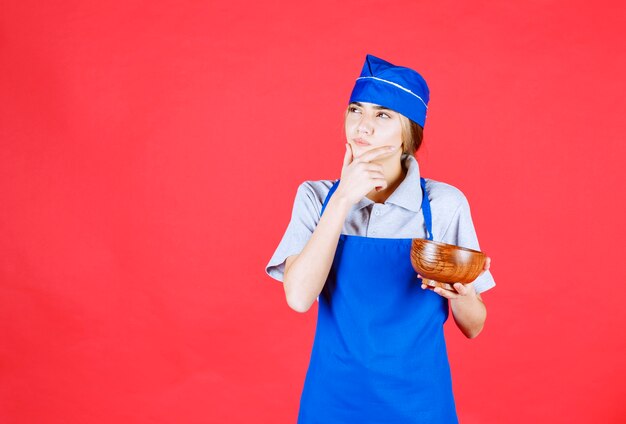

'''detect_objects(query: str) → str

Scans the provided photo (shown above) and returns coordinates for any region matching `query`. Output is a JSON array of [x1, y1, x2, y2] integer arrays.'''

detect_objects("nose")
[[357, 115, 373, 135]]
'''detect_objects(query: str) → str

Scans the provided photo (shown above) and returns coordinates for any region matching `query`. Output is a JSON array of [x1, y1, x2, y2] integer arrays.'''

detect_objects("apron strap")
[[420, 177, 433, 241], [320, 177, 434, 241], [320, 180, 340, 217]]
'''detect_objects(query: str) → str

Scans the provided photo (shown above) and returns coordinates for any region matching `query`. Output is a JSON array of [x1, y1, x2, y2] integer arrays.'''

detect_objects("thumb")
[[342, 143, 353, 168]]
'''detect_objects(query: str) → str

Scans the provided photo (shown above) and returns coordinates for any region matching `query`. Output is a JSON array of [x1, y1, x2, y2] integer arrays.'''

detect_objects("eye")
[[377, 112, 391, 119], [349, 106, 361, 113]]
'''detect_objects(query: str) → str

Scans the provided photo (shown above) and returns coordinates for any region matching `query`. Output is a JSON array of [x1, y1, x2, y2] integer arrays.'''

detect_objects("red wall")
[[2, 1, 625, 423]]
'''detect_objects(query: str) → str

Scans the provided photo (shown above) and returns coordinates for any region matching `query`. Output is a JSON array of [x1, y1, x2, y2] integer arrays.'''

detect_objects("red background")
[[1, 1, 625, 423]]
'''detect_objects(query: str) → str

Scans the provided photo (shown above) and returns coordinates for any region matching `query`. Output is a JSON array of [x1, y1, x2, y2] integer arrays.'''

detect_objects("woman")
[[265, 54, 496, 423]]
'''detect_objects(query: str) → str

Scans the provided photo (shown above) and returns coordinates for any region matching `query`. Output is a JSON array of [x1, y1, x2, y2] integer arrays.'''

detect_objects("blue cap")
[[349, 54, 430, 127]]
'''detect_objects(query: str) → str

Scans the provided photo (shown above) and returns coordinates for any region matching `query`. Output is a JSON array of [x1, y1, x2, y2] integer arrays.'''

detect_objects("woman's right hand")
[[334, 143, 399, 206]]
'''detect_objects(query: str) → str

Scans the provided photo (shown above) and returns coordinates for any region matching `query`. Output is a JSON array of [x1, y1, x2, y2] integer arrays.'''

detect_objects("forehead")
[[350, 101, 394, 111]]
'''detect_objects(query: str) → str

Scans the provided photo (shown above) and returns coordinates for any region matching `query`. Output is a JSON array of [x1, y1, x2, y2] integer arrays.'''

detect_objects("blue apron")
[[297, 177, 458, 423]]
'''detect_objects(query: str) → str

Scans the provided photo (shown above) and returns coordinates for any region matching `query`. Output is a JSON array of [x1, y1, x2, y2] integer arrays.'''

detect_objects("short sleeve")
[[440, 195, 496, 294], [265, 182, 324, 282]]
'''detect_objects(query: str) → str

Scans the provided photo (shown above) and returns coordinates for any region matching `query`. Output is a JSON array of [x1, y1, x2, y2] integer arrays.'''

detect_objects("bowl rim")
[[411, 238, 485, 255]]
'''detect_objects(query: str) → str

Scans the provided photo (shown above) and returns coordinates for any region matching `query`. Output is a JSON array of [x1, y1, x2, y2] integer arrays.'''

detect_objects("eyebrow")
[[350, 102, 394, 112]]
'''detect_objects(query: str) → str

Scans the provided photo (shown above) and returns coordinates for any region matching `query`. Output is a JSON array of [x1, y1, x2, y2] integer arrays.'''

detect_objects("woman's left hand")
[[419, 256, 491, 300], [420, 280, 476, 300]]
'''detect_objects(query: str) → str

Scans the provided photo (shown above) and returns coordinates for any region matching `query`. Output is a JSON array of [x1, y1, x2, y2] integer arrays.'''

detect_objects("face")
[[344, 101, 404, 158]]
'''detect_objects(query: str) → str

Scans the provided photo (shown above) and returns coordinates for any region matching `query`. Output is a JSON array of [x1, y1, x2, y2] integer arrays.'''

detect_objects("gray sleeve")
[[265, 182, 324, 283], [440, 194, 496, 294]]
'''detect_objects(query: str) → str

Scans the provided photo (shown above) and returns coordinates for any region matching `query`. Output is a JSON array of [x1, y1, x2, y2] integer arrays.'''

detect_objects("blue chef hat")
[[349, 54, 430, 127]]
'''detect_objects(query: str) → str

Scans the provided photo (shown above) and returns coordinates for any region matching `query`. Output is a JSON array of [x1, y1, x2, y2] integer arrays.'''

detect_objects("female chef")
[[265, 54, 496, 423]]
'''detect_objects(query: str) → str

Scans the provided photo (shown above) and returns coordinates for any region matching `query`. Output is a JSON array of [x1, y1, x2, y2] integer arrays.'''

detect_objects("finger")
[[357, 145, 398, 162], [453, 283, 466, 295], [361, 162, 385, 172], [366, 170, 386, 180], [434, 287, 458, 299], [352, 161, 384, 176], [342, 143, 353, 168], [428, 281, 454, 291], [356, 145, 399, 163]]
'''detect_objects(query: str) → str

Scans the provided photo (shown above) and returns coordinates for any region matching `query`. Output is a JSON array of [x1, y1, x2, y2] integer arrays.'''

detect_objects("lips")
[[353, 138, 371, 146]]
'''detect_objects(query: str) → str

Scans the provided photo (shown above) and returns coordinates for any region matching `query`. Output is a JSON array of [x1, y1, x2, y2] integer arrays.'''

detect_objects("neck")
[[366, 155, 407, 204]]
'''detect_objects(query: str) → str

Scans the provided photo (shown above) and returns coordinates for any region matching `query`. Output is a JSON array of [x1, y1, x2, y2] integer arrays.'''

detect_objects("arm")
[[449, 283, 487, 339], [426, 189, 495, 337], [283, 144, 397, 313], [419, 257, 491, 338], [283, 195, 352, 312]]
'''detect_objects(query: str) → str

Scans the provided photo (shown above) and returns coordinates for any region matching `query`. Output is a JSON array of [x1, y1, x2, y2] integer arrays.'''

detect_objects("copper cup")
[[410, 239, 486, 290]]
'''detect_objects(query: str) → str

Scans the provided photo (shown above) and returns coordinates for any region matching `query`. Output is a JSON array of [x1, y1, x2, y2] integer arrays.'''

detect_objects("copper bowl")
[[410, 239, 486, 290]]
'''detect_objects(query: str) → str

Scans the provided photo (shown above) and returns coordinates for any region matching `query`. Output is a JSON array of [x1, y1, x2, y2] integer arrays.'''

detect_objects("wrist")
[[327, 192, 353, 214]]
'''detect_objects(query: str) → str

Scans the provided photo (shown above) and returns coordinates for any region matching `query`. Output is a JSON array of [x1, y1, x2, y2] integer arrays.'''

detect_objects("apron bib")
[[297, 178, 458, 424]]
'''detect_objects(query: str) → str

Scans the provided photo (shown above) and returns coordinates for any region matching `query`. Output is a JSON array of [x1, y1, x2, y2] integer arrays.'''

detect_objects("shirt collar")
[[353, 153, 423, 212]]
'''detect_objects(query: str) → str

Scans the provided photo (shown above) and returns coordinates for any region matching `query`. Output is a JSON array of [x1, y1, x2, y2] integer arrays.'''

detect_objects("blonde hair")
[[399, 114, 424, 156], [344, 106, 424, 156]]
